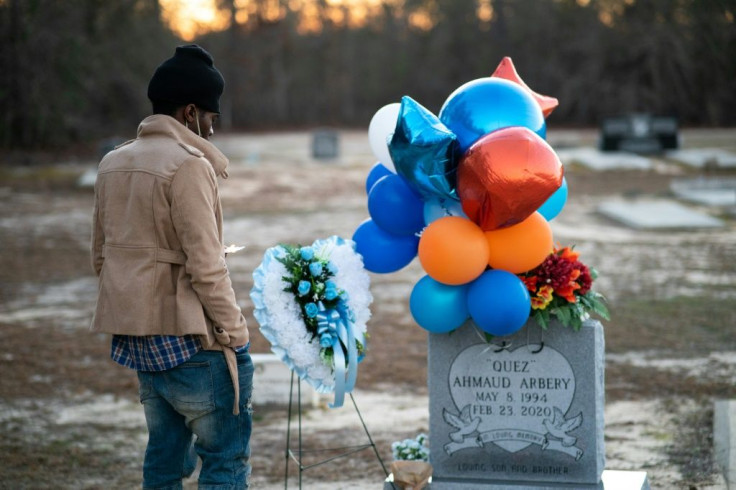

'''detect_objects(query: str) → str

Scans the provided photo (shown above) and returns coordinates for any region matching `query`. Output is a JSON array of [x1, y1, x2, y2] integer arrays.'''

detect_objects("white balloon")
[[368, 103, 401, 173]]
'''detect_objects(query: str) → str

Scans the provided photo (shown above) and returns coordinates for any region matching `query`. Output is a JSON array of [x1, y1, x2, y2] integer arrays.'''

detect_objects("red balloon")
[[491, 57, 559, 118], [457, 127, 563, 231]]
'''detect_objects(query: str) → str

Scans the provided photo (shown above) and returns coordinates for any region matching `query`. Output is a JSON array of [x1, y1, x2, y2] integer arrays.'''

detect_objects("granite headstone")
[[427, 320, 605, 488], [311, 129, 339, 159]]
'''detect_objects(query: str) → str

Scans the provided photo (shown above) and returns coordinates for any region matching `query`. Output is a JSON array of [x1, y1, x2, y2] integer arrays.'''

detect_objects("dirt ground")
[[0, 128, 735, 489]]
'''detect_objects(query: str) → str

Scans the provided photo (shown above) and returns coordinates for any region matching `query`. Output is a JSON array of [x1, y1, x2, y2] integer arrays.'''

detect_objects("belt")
[[101, 245, 187, 265]]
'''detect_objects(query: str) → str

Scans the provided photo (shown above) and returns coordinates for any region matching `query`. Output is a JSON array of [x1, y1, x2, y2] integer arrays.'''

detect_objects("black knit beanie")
[[147, 44, 225, 114]]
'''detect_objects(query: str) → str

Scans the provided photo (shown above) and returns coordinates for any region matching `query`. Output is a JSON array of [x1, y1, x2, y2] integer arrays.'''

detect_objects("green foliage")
[[531, 291, 610, 332]]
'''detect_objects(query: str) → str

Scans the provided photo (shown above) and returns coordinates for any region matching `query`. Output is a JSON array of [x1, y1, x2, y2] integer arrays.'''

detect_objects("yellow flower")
[[531, 285, 554, 310]]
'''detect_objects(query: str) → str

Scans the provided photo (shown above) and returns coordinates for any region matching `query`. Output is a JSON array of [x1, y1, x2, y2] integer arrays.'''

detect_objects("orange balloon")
[[418, 216, 490, 285], [485, 212, 553, 274]]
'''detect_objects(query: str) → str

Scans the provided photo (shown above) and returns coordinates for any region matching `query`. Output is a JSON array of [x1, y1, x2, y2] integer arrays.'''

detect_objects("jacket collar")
[[137, 114, 229, 178]]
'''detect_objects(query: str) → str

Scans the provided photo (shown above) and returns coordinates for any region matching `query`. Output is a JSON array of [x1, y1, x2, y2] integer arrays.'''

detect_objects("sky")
[[159, 0, 230, 40]]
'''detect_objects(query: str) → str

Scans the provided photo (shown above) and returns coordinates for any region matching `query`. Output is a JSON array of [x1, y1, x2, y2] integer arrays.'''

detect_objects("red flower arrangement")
[[519, 246, 610, 330]]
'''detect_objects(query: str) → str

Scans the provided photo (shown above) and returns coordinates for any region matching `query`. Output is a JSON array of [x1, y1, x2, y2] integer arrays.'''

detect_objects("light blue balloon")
[[352, 219, 418, 274], [467, 270, 530, 336], [365, 162, 393, 194], [410, 275, 469, 333], [439, 77, 546, 153], [537, 177, 568, 221], [423, 198, 467, 225], [368, 174, 425, 236]]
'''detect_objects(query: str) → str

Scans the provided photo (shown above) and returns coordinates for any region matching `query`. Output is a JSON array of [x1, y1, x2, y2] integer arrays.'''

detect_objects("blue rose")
[[327, 261, 339, 274], [300, 247, 314, 261], [305, 302, 319, 318], [319, 334, 333, 348], [325, 288, 338, 301], [297, 280, 311, 296], [309, 262, 323, 277], [325, 280, 337, 291]]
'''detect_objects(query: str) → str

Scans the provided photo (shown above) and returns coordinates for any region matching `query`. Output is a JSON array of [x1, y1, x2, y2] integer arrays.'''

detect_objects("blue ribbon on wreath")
[[316, 300, 358, 408]]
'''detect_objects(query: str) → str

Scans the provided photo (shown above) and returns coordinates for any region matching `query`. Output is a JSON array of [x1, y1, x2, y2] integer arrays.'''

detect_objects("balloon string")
[[527, 324, 544, 354], [493, 340, 512, 353]]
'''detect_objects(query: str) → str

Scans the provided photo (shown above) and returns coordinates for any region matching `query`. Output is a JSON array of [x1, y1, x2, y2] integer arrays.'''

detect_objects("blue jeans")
[[137, 350, 254, 490]]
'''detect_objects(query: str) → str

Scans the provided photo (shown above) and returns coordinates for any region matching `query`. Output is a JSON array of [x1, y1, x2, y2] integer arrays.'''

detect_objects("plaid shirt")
[[111, 334, 200, 372], [111, 334, 250, 372]]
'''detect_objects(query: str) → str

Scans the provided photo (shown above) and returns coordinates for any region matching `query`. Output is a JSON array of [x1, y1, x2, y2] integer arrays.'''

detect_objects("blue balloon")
[[389, 96, 460, 202], [410, 275, 469, 333], [439, 78, 546, 153], [467, 270, 531, 336], [352, 219, 419, 274], [368, 174, 425, 236], [423, 198, 467, 225], [365, 162, 393, 194], [537, 176, 568, 221], [409, 276, 469, 333]]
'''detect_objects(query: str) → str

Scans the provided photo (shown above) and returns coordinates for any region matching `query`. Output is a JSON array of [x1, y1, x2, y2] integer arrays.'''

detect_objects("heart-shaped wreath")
[[250, 236, 372, 407]]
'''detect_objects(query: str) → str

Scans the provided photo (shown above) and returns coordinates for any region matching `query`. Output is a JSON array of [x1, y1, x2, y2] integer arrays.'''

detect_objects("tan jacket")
[[91, 114, 248, 413]]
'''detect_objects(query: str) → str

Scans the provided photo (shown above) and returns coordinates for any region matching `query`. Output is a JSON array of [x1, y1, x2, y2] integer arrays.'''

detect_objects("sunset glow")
[[159, 0, 230, 40], [158, 0, 661, 40], [159, 0, 400, 39]]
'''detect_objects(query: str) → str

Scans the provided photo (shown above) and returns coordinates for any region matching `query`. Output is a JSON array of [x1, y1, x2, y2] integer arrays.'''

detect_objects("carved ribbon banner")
[[444, 428, 583, 460]]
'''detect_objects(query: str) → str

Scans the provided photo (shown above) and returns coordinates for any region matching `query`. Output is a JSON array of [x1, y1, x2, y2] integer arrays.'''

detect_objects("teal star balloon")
[[389, 96, 461, 202]]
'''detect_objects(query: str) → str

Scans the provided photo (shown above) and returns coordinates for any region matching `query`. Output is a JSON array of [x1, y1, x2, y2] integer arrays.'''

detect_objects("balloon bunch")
[[352, 57, 569, 337]]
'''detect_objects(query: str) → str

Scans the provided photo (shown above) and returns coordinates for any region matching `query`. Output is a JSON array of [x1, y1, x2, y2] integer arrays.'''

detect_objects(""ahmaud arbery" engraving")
[[451, 375, 572, 391]]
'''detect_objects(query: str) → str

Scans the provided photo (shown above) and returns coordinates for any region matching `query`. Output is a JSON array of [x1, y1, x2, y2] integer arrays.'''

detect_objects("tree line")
[[1, 0, 734, 151]]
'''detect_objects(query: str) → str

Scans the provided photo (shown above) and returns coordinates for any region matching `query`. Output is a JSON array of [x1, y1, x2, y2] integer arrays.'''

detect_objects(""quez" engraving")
[[485, 360, 533, 373]]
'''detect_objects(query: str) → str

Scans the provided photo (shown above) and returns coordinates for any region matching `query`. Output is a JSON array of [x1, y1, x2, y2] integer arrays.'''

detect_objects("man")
[[90, 44, 253, 489]]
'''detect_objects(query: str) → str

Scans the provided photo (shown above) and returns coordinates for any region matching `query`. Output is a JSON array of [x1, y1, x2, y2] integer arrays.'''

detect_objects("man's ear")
[[184, 103, 198, 123]]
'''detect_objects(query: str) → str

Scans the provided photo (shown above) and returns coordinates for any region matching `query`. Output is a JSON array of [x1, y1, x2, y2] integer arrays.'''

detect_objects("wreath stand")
[[283, 371, 394, 489]]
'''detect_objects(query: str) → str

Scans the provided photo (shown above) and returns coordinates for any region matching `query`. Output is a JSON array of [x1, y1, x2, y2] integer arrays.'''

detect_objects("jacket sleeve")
[[91, 182, 105, 276], [170, 157, 248, 348]]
